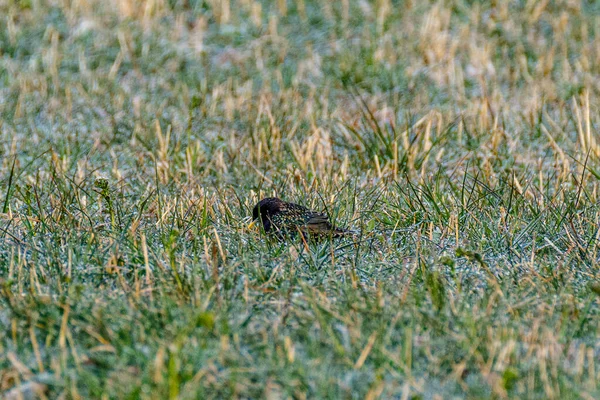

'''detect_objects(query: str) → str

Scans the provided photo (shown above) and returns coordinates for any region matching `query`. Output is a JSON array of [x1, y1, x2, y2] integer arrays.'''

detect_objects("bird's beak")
[[248, 219, 258, 230]]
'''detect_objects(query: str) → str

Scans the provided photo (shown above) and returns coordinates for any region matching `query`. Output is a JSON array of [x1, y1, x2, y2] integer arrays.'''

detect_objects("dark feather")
[[251, 197, 351, 240]]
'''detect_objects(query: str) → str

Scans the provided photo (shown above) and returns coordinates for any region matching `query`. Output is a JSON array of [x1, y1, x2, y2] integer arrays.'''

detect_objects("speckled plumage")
[[252, 197, 349, 239]]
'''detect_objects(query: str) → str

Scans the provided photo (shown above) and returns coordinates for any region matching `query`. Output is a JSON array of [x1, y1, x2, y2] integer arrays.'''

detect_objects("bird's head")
[[250, 197, 285, 232]]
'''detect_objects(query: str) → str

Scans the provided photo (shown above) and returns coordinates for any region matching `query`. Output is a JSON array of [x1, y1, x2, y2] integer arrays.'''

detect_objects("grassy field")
[[1, 0, 600, 398]]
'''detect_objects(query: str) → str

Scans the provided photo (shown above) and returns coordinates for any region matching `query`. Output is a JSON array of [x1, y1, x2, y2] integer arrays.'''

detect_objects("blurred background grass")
[[1, 0, 599, 398]]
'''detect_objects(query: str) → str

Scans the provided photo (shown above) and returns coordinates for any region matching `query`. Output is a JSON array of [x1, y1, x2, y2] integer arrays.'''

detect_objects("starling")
[[250, 197, 350, 239]]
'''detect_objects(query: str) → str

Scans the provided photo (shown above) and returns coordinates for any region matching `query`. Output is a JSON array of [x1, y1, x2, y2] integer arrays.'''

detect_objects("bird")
[[249, 197, 351, 239]]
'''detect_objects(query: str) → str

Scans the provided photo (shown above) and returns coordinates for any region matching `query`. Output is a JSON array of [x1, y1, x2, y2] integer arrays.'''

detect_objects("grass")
[[1, 0, 599, 398]]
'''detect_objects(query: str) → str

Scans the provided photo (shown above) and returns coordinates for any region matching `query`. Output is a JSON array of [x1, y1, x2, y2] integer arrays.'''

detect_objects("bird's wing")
[[301, 213, 333, 234]]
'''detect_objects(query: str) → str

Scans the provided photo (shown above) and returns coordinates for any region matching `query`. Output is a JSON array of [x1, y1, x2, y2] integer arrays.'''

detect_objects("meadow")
[[1, 0, 600, 398]]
